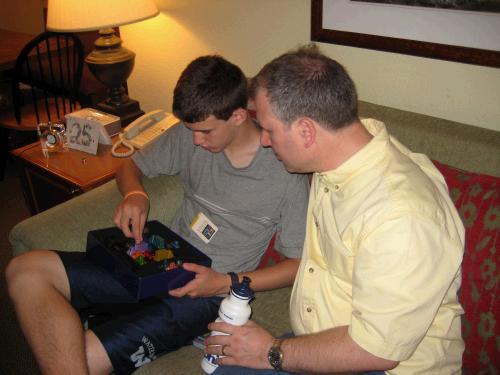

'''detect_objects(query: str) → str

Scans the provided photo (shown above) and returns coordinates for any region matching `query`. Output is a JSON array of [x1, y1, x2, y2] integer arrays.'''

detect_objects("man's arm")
[[206, 321, 398, 374], [114, 158, 150, 243]]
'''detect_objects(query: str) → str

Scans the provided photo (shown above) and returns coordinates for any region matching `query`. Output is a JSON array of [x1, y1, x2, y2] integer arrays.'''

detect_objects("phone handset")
[[111, 110, 168, 158], [124, 110, 166, 139]]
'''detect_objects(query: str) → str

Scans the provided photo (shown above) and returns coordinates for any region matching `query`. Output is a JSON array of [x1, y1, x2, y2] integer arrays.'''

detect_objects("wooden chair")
[[0, 31, 84, 180]]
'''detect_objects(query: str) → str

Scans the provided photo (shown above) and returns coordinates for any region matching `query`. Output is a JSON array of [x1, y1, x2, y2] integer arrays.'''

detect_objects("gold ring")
[[221, 344, 228, 356]]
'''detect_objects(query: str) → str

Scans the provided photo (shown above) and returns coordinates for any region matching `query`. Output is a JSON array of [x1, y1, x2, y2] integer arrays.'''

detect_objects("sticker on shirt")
[[190, 212, 219, 244]]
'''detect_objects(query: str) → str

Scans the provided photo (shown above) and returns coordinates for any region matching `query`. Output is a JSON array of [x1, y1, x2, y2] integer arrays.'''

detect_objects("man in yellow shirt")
[[206, 45, 465, 374]]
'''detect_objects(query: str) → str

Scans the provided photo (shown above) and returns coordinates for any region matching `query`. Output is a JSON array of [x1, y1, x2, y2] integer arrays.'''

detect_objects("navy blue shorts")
[[58, 251, 222, 375]]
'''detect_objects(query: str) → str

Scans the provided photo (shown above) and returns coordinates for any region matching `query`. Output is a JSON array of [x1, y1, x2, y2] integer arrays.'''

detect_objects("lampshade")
[[46, 0, 159, 32], [46, 0, 159, 126]]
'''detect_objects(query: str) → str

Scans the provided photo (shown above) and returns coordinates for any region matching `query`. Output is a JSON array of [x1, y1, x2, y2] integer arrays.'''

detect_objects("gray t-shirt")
[[132, 123, 309, 273]]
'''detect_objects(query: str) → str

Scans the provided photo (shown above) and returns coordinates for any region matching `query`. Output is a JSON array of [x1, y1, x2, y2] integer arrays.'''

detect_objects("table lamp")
[[46, 0, 159, 125]]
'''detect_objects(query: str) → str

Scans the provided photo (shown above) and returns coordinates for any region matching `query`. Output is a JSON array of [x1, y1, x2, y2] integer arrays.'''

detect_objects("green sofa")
[[9, 101, 500, 374]]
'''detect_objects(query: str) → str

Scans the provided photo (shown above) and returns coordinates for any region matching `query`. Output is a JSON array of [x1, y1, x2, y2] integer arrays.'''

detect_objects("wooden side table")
[[12, 140, 127, 215]]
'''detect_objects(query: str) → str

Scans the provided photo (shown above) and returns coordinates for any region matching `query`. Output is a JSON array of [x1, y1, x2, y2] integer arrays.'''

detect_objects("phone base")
[[97, 98, 145, 126]]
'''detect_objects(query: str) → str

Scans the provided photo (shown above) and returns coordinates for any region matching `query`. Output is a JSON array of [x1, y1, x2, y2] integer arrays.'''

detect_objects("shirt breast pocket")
[[317, 217, 355, 279]]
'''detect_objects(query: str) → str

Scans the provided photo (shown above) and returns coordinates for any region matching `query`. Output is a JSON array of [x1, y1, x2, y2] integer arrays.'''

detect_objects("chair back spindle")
[[0, 31, 84, 180], [11, 31, 84, 125]]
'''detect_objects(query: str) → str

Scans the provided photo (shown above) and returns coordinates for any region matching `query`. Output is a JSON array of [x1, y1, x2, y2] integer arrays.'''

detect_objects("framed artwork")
[[311, 0, 500, 68]]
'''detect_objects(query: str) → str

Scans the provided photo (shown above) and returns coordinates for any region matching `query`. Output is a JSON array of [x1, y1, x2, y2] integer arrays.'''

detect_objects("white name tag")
[[190, 212, 219, 244]]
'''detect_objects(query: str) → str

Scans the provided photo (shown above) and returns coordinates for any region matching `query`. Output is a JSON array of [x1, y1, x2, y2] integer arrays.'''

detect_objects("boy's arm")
[[114, 158, 150, 243], [115, 158, 146, 195], [237, 257, 299, 291], [168, 258, 300, 298]]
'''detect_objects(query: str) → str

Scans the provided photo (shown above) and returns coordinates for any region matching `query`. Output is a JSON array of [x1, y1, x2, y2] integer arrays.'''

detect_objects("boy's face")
[[255, 89, 304, 172], [184, 115, 237, 153]]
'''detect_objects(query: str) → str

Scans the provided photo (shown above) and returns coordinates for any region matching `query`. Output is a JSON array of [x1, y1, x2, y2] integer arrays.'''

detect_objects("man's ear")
[[229, 108, 248, 126], [297, 117, 316, 148]]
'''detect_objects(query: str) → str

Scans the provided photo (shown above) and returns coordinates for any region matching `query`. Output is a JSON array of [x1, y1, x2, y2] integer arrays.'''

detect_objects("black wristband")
[[227, 272, 239, 288]]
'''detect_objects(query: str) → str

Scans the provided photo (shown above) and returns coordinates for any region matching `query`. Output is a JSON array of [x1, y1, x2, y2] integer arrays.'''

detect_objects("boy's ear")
[[297, 117, 316, 148], [229, 108, 248, 126]]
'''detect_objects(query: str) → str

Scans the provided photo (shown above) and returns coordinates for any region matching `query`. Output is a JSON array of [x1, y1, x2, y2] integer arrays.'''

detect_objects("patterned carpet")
[[0, 161, 39, 375]]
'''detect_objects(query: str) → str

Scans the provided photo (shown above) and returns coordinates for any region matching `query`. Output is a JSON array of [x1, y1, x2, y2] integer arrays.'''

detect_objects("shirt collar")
[[315, 118, 389, 186]]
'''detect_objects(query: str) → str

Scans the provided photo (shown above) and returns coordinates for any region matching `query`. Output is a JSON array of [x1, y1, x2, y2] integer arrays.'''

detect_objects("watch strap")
[[227, 272, 239, 288]]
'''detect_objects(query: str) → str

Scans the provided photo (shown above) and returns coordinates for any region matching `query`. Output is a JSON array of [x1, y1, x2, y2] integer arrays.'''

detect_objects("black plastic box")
[[86, 221, 211, 300]]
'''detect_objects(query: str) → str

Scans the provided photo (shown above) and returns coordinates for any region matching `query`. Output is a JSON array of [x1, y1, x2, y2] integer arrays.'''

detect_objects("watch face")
[[268, 345, 283, 370], [47, 134, 57, 145], [37, 122, 68, 153]]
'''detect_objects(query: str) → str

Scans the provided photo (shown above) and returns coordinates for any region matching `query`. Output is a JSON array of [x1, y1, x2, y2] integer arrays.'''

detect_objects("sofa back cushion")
[[433, 161, 500, 374]]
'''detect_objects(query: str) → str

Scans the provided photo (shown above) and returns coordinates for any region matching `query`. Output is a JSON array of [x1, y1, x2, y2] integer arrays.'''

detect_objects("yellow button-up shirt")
[[290, 119, 465, 374]]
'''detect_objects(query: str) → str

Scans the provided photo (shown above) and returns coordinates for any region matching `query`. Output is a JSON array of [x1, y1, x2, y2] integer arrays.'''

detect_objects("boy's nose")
[[192, 132, 204, 145], [260, 131, 271, 147]]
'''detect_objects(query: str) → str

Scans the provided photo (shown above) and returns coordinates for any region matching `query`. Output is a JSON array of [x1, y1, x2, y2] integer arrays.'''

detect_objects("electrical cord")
[[111, 133, 135, 158]]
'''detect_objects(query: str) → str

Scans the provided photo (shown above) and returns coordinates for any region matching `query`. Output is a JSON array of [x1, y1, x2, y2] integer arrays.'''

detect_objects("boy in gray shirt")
[[132, 122, 307, 275], [7, 55, 309, 375]]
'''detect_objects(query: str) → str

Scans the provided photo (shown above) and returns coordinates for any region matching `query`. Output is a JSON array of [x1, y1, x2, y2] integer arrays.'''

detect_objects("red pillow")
[[257, 234, 285, 269], [433, 160, 500, 373]]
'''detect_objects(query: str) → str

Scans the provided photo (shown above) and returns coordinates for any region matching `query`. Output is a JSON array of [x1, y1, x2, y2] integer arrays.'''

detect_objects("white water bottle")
[[201, 276, 254, 374]]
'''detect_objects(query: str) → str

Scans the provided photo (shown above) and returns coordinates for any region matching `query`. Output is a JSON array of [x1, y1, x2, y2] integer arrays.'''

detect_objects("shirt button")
[[334, 184, 340, 191], [314, 220, 319, 227], [308, 267, 314, 273], [306, 307, 312, 313], [324, 187, 329, 193]]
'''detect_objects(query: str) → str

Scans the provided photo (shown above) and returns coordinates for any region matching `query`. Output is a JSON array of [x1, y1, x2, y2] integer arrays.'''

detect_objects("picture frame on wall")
[[311, 0, 500, 68]]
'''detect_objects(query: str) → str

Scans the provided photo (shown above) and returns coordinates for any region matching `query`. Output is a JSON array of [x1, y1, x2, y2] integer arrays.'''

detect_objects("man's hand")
[[113, 193, 149, 243], [169, 263, 230, 298], [204, 320, 275, 369]]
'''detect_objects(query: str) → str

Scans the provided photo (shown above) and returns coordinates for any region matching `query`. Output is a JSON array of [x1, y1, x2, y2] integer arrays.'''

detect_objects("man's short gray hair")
[[250, 44, 358, 130]]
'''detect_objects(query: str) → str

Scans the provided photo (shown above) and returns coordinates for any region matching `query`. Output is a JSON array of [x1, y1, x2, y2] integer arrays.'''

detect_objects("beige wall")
[[0, 0, 44, 35], [121, 0, 500, 131]]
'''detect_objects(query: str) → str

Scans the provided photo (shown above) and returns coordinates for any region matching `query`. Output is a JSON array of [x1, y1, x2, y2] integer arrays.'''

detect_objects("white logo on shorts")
[[130, 336, 157, 368]]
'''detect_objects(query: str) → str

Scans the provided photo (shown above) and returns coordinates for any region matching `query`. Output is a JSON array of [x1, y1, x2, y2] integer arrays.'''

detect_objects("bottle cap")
[[231, 276, 254, 300]]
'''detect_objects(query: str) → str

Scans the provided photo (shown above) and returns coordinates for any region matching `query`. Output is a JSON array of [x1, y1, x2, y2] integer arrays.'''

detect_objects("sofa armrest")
[[9, 174, 184, 256]]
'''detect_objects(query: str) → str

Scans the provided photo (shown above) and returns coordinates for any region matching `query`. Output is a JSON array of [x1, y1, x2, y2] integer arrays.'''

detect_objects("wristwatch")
[[267, 339, 284, 371]]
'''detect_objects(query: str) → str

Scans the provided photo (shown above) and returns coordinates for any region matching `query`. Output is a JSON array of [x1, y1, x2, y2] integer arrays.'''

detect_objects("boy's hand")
[[113, 194, 149, 243], [169, 263, 230, 298]]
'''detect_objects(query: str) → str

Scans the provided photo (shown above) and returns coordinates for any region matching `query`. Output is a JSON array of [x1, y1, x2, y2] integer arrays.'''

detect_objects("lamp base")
[[86, 28, 144, 126], [96, 99, 145, 126]]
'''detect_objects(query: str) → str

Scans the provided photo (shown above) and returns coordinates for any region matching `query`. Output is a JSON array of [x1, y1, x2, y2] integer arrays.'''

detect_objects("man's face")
[[184, 115, 237, 153], [255, 89, 304, 172]]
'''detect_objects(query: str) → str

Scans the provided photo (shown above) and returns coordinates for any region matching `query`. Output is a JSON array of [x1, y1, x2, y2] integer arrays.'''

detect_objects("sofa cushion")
[[433, 160, 500, 374]]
